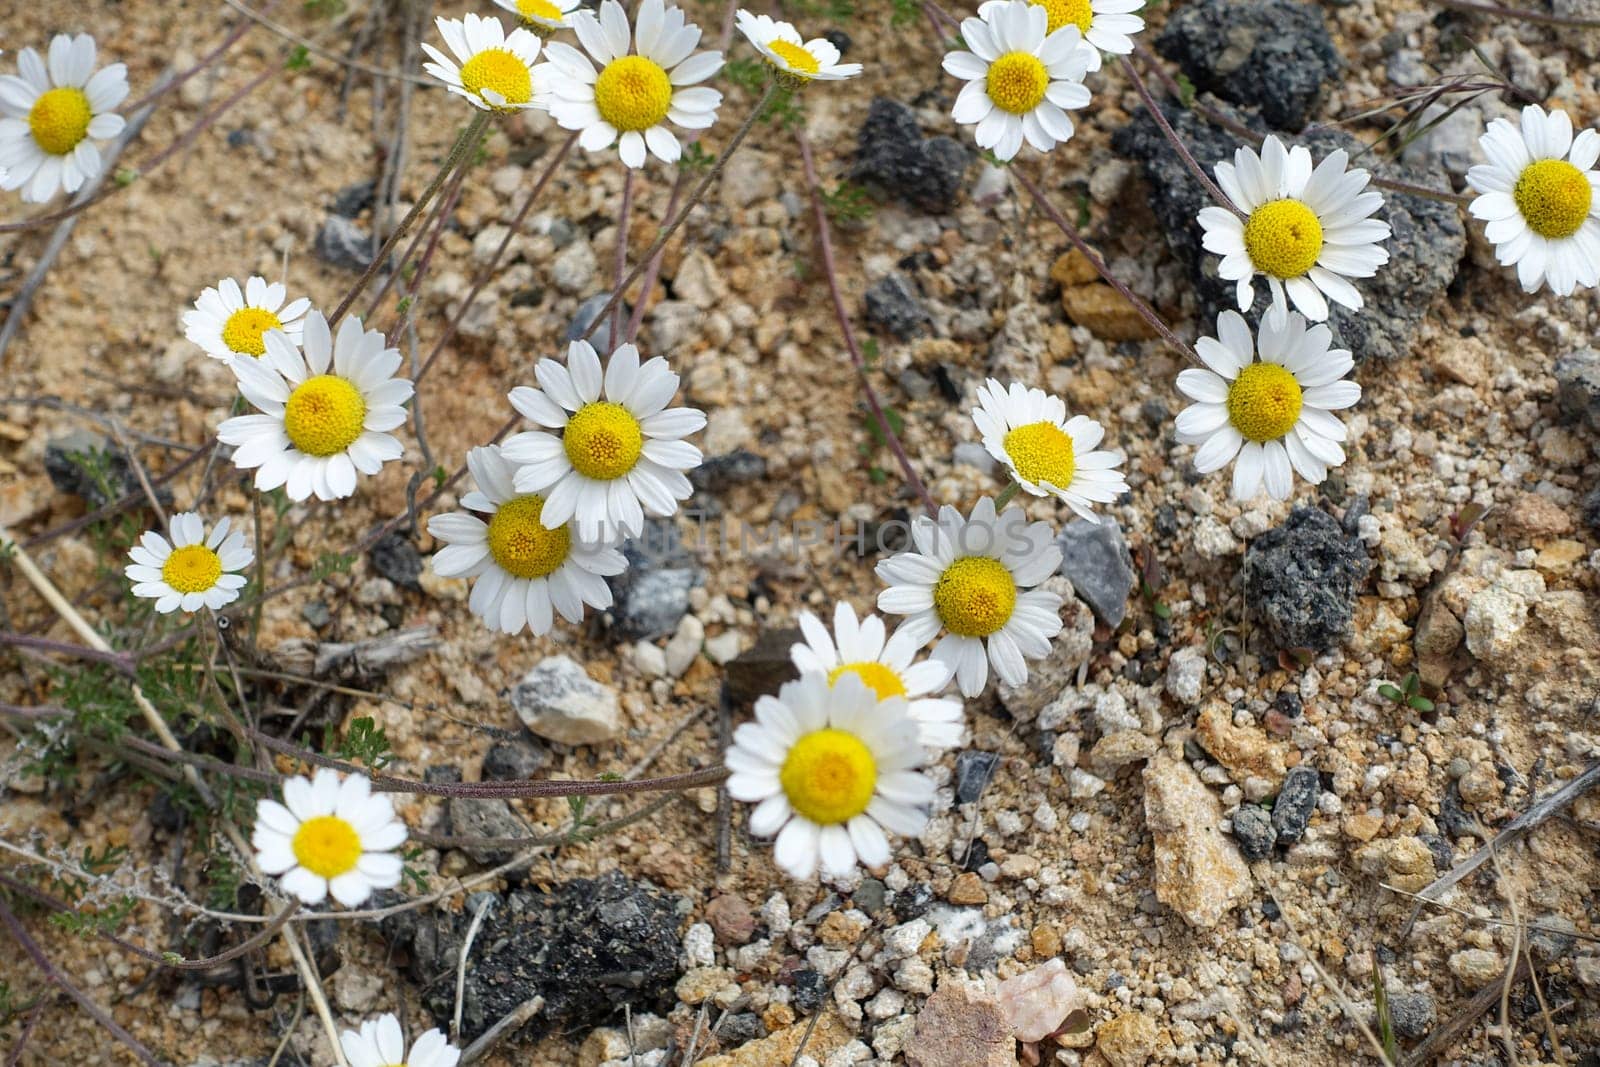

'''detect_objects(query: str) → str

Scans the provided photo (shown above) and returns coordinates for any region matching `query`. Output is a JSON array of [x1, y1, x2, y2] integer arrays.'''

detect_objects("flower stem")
[[328, 109, 491, 327], [994, 480, 1021, 509], [583, 81, 780, 342], [613, 166, 636, 348], [1117, 55, 1242, 217]]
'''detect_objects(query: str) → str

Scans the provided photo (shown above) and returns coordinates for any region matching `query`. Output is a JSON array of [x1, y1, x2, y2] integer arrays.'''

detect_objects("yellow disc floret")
[[28, 87, 93, 156], [161, 545, 223, 595], [768, 40, 821, 76], [221, 307, 284, 358], [1514, 158, 1592, 239], [563, 401, 644, 480], [828, 661, 908, 701], [985, 52, 1049, 116], [290, 815, 363, 879], [1226, 362, 1303, 443], [516, 0, 566, 22], [933, 556, 1018, 638], [1034, 0, 1093, 34], [284, 375, 367, 458], [780, 728, 877, 825], [486, 494, 571, 579], [459, 48, 533, 107], [1243, 199, 1324, 279], [594, 55, 673, 132], [1003, 421, 1076, 489]]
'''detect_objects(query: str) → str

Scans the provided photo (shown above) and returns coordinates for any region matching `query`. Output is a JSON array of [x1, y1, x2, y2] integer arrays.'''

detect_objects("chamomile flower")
[[942, 0, 1093, 162], [501, 340, 705, 539], [218, 311, 413, 502], [426, 445, 628, 635], [491, 0, 582, 36], [876, 497, 1064, 698], [125, 513, 253, 614], [183, 276, 311, 363], [791, 601, 965, 750], [972, 379, 1128, 522], [0, 34, 127, 203], [538, 0, 724, 167], [1174, 309, 1359, 500], [1198, 135, 1391, 329], [422, 13, 543, 112], [734, 11, 862, 82], [1467, 105, 1600, 296], [727, 672, 936, 881], [983, 0, 1145, 71], [341, 1015, 460, 1067], [252, 769, 407, 907]]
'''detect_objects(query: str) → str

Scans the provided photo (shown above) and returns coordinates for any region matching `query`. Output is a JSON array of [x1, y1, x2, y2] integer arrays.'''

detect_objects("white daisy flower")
[[734, 10, 862, 81], [726, 672, 935, 881], [1198, 135, 1392, 330], [1467, 104, 1600, 296], [1174, 309, 1359, 501], [125, 513, 253, 614], [252, 769, 407, 907], [421, 13, 543, 112], [426, 445, 628, 636], [981, 0, 1144, 72], [791, 601, 965, 750], [875, 497, 1064, 698], [538, 0, 724, 168], [182, 276, 311, 363], [972, 378, 1128, 522], [0, 34, 128, 203], [491, 0, 582, 35], [341, 1015, 460, 1067], [218, 311, 413, 503], [942, 0, 1093, 163], [501, 340, 705, 539]]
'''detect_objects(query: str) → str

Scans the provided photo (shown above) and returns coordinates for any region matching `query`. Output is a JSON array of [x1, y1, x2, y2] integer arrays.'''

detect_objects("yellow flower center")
[[985, 52, 1049, 116], [768, 40, 821, 76], [564, 401, 644, 480], [486, 494, 571, 579], [221, 307, 284, 358], [516, 0, 565, 22], [1242, 199, 1324, 279], [1227, 362, 1303, 443], [933, 556, 1018, 638], [780, 728, 878, 825], [284, 375, 367, 458], [828, 661, 908, 701], [161, 544, 223, 594], [1002, 421, 1076, 489], [593, 55, 673, 133], [1035, 0, 1093, 34], [290, 815, 363, 879], [1513, 158, 1592, 240], [28, 87, 93, 156], [459, 48, 533, 107]]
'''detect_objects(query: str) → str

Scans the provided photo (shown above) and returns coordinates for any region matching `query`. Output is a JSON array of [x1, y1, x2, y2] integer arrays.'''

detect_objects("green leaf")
[[1376, 684, 1404, 702], [285, 44, 311, 71], [1176, 72, 1197, 108], [1407, 696, 1435, 713]]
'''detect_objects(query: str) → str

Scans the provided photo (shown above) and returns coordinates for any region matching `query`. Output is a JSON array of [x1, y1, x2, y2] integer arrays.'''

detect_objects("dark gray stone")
[[1243, 507, 1369, 652], [1232, 803, 1277, 860], [1056, 518, 1135, 627], [605, 519, 700, 640], [953, 750, 1000, 805], [793, 968, 828, 1013], [330, 179, 377, 218], [719, 1012, 766, 1045], [369, 532, 422, 592], [1528, 913, 1579, 961], [1272, 765, 1321, 844], [1156, 0, 1341, 132], [1584, 483, 1600, 533], [891, 882, 934, 922], [44, 429, 160, 508], [382, 870, 681, 1042], [314, 215, 376, 271], [853, 878, 887, 915], [850, 97, 971, 214], [302, 600, 331, 629], [567, 291, 628, 357], [1438, 779, 1477, 840], [864, 273, 932, 339], [1419, 832, 1454, 871], [1384, 991, 1436, 1040], [1554, 347, 1600, 430], [445, 794, 535, 865], [482, 737, 550, 781], [725, 628, 802, 706], [1111, 103, 1466, 363], [690, 449, 768, 492]]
